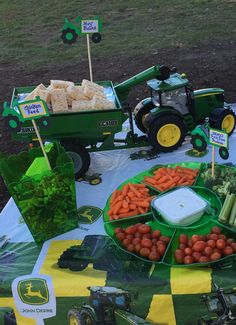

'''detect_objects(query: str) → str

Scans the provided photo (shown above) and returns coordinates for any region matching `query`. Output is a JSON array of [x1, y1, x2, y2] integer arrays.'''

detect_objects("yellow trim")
[[114, 310, 137, 324], [146, 295, 176, 325], [171, 267, 212, 294], [69, 314, 80, 325], [194, 92, 221, 98], [102, 132, 112, 135], [157, 123, 181, 147], [222, 114, 235, 133]]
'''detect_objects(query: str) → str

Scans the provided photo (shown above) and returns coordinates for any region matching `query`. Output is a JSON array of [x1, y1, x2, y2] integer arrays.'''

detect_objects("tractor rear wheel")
[[209, 108, 236, 135], [68, 308, 96, 325], [61, 141, 91, 179], [134, 98, 156, 133], [148, 115, 186, 152]]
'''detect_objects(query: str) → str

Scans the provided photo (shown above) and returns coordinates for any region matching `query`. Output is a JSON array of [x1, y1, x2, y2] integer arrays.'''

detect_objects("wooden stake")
[[86, 34, 93, 82], [212, 145, 215, 177], [32, 119, 52, 171]]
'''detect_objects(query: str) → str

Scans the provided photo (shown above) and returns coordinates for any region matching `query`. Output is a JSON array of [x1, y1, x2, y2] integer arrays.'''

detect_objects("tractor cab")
[[89, 286, 131, 323], [147, 72, 193, 116]]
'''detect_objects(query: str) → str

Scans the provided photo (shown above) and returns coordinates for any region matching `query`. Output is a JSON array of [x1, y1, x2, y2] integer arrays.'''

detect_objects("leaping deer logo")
[[24, 282, 47, 301], [79, 208, 93, 223]]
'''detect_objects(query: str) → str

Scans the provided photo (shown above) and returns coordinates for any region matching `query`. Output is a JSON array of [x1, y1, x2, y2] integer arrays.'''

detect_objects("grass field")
[[0, 0, 236, 71]]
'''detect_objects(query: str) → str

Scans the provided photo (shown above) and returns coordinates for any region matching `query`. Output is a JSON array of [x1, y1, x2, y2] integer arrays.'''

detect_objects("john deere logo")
[[77, 205, 103, 224], [17, 278, 49, 305]]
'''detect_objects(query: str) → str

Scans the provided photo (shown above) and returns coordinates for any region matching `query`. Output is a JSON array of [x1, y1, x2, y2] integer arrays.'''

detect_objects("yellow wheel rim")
[[90, 179, 100, 185], [141, 113, 149, 129], [157, 123, 181, 147], [222, 115, 235, 134], [69, 314, 80, 325]]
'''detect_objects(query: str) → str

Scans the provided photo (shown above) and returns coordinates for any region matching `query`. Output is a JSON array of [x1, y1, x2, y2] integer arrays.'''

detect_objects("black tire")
[[4, 116, 21, 132], [4, 311, 17, 325], [61, 28, 78, 45], [68, 260, 89, 271], [209, 108, 236, 135], [61, 141, 91, 179], [219, 147, 229, 160], [68, 308, 96, 325], [134, 98, 156, 133], [91, 33, 102, 43], [148, 115, 186, 152], [190, 134, 208, 152]]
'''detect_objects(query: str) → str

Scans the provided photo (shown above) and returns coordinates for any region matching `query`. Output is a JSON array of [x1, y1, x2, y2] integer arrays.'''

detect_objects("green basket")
[[151, 186, 222, 230], [0, 142, 77, 245]]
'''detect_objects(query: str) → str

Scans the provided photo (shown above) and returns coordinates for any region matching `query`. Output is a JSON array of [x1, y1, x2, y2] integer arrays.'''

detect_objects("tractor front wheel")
[[209, 108, 236, 135], [190, 134, 208, 152], [148, 115, 186, 152], [61, 141, 91, 179], [68, 308, 96, 325], [134, 98, 156, 133]]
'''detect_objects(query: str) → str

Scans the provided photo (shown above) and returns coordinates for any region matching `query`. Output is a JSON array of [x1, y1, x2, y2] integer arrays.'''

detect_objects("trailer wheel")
[[61, 142, 90, 179], [148, 115, 186, 152], [209, 108, 236, 135], [134, 98, 156, 133]]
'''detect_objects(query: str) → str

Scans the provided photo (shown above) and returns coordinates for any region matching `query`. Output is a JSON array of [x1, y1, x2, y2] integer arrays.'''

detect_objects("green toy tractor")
[[68, 286, 152, 325], [124, 67, 236, 153]]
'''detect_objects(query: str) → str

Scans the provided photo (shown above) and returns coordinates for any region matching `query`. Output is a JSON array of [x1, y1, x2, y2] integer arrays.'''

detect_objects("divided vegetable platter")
[[103, 162, 236, 267]]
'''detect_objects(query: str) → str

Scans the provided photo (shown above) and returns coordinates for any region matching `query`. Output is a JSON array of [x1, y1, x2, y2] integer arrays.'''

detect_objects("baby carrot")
[[113, 201, 123, 215], [122, 184, 129, 196], [118, 210, 139, 218]]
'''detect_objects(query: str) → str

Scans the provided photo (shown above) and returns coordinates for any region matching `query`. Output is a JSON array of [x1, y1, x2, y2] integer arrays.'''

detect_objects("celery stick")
[[228, 195, 236, 225], [218, 193, 235, 223]]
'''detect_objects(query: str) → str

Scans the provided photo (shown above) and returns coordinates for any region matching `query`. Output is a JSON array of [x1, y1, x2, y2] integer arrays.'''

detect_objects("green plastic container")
[[163, 220, 236, 267], [103, 178, 157, 224], [151, 186, 222, 230], [134, 161, 202, 193], [0, 142, 77, 245], [104, 219, 175, 264]]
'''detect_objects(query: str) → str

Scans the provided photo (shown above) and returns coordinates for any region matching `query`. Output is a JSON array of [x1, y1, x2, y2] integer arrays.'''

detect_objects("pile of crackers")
[[24, 79, 116, 113]]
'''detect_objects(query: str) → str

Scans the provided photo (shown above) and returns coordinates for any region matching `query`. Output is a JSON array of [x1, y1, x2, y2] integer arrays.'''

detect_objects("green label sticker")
[[77, 206, 103, 224], [17, 278, 49, 305]]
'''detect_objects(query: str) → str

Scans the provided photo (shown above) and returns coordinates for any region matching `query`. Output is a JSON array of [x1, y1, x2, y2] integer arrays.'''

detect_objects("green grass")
[[0, 0, 236, 71]]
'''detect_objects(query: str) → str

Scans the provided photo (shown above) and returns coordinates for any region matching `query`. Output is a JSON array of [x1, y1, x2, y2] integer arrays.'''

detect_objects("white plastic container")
[[152, 187, 208, 226]]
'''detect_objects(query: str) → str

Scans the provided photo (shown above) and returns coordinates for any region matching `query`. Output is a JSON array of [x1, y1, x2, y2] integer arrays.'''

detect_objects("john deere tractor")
[[121, 66, 236, 153], [68, 286, 152, 325]]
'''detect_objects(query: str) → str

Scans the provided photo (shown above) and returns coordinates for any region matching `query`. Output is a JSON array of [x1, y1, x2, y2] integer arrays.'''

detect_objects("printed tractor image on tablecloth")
[[68, 286, 152, 325]]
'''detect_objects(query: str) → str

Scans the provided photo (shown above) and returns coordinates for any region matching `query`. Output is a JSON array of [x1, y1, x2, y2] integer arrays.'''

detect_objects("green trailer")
[[3, 65, 236, 178]]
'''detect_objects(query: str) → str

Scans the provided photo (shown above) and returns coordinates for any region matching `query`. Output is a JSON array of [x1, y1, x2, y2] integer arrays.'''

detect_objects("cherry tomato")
[[199, 235, 207, 242], [156, 240, 166, 247], [142, 233, 152, 239], [192, 241, 206, 252], [192, 252, 201, 262], [216, 239, 226, 250], [138, 224, 151, 234], [152, 238, 157, 244], [152, 230, 161, 239], [213, 248, 222, 254], [134, 232, 142, 238], [134, 244, 141, 253], [199, 256, 209, 263], [132, 238, 141, 245], [207, 240, 216, 249], [115, 227, 123, 234], [211, 226, 221, 234], [204, 246, 213, 257], [127, 244, 135, 252], [179, 243, 186, 251], [191, 235, 201, 243], [122, 238, 131, 247], [125, 225, 137, 235], [231, 243, 236, 252], [188, 240, 193, 248], [223, 246, 234, 256], [160, 236, 170, 244], [218, 234, 226, 240], [208, 234, 218, 241], [141, 238, 152, 248], [151, 245, 158, 252], [149, 251, 161, 261], [210, 252, 222, 261], [184, 255, 194, 264], [116, 232, 126, 241], [184, 247, 193, 256], [227, 238, 234, 245], [126, 234, 134, 241], [157, 244, 166, 256], [174, 249, 184, 263], [178, 234, 188, 245], [140, 247, 150, 257]]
